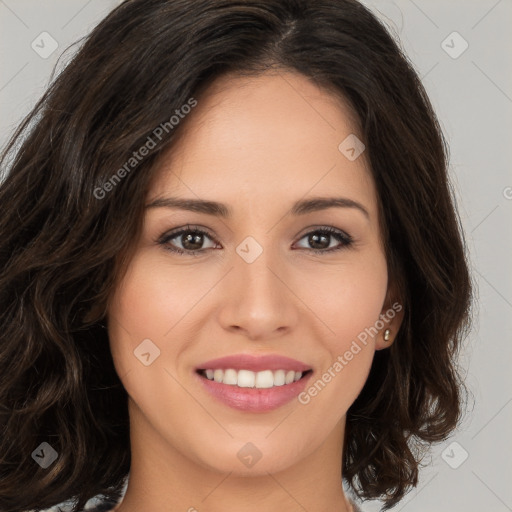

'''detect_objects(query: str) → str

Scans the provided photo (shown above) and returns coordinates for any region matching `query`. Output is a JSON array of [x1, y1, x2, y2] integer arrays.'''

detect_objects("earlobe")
[[376, 283, 405, 350], [376, 326, 396, 350]]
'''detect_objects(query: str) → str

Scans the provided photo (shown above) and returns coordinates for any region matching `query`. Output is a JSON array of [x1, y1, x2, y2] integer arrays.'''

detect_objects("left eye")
[[294, 228, 353, 252]]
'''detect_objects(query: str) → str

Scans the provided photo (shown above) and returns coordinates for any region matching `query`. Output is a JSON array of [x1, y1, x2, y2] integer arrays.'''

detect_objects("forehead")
[[148, 70, 377, 216]]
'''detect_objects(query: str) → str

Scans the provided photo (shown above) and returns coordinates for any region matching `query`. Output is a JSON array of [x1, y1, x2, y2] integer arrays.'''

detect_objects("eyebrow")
[[145, 196, 370, 220]]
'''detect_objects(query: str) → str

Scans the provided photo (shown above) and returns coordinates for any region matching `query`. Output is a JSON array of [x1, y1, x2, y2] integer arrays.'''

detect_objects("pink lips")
[[195, 353, 313, 413], [197, 354, 311, 373]]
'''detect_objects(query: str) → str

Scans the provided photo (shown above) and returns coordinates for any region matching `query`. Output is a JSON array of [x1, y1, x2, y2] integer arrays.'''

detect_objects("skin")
[[107, 69, 404, 512]]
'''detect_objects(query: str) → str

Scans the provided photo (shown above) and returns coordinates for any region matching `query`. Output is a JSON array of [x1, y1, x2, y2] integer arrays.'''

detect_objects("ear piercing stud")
[[383, 329, 391, 342]]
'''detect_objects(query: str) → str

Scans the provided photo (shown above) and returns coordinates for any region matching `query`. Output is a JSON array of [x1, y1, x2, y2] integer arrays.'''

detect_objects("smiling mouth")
[[196, 368, 313, 389]]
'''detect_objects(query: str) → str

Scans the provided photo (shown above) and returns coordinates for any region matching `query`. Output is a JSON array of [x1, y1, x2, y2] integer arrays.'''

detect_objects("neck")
[[115, 399, 353, 512]]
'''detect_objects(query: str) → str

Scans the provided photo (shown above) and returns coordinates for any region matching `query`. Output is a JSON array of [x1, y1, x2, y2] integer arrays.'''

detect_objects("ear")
[[375, 281, 404, 351]]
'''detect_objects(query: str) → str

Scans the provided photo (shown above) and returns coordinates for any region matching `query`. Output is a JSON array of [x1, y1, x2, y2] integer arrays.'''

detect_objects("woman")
[[0, 1, 473, 511]]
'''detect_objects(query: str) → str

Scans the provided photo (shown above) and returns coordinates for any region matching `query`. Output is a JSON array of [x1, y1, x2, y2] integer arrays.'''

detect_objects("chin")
[[189, 436, 304, 476]]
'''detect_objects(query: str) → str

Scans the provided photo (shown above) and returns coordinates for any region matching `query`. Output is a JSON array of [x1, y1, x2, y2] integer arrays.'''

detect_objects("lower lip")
[[196, 371, 313, 412]]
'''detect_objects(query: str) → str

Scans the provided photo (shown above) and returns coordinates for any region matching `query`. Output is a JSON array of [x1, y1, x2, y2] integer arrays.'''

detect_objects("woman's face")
[[107, 70, 396, 477]]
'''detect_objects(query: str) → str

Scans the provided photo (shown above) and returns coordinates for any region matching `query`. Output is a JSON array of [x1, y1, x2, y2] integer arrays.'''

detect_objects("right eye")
[[158, 225, 221, 256]]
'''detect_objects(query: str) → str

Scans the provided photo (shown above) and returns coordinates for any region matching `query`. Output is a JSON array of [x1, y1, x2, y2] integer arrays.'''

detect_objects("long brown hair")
[[0, 1, 473, 510]]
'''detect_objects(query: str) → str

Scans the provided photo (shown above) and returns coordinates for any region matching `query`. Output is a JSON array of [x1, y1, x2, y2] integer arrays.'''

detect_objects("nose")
[[216, 246, 300, 341]]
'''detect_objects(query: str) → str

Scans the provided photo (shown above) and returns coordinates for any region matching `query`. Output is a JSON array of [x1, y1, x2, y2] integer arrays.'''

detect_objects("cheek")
[[108, 252, 211, 347], [333, 270, 387, 346], [294, 256, 387, 412], [300, 255, 388, 347]]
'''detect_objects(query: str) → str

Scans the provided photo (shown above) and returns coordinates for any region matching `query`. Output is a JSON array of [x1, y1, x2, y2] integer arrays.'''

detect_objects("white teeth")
[[273, 369, 285, 386], [237, 369, 255, 388], [202, 368, 306, 388], [285, 370, 295, 384], [255, 370, 274, 388], [223, 368, 238, 385]]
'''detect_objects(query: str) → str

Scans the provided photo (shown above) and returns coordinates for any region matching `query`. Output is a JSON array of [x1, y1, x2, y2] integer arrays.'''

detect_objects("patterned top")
[[351, 500, 364, 512], [85, 498, 364, 511], [84, 498, 119, 512]]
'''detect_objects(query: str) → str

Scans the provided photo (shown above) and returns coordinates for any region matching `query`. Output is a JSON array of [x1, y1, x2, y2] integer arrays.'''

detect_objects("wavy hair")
[[0, 0, 473, 510]]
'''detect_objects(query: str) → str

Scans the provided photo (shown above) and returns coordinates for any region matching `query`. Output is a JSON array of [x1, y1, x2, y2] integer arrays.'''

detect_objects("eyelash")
[[157, 224, 354, 256]]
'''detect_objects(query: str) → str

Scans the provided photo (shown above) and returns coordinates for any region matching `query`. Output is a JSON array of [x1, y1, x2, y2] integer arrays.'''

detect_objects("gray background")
[[1, 1, 511, 511]]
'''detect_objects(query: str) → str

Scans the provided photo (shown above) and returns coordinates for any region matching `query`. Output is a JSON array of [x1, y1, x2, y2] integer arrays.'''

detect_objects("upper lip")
[[196, 354, 312, 373]]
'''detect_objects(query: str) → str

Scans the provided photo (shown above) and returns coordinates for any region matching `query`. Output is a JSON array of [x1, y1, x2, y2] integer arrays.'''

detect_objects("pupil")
[[183, 233, 203, 250], [310, 233, 329, 249]]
